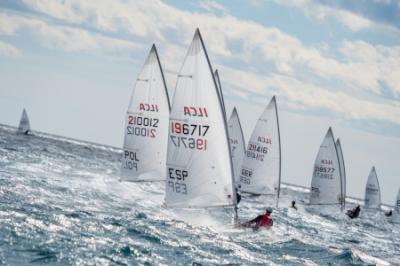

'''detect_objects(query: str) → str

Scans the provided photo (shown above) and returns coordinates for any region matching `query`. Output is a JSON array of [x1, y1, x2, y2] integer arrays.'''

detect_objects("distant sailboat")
[[214, 69, 226, 116], [364, 166, 381, 209], [121, 44, 170, 181], [391, 188, 400, 223], [335, 138, 346, 209], [227, 107, 246, 186], [164, 29, 237, 209], [239, 96, 281, 201], [17, 108, 31, 135], [310, 128, 344, 206]]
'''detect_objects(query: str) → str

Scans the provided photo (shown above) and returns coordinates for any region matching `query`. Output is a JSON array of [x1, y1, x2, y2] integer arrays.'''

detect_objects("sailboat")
[[164, 29, 237, 210], [214, 69, 226, 116], [239, 96, 281, 202], [121, 44, 171, 181], [391, 188, 400, 223], [364, 166, 381, 209], [335, 138, 346, 209], [17, 108, 31, 135], [310, 128, 344, 206], [227, 107, 246, 186]]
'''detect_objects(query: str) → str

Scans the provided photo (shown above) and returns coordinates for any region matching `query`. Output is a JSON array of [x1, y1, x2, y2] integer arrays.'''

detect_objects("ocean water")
[[0, 124, 399, 265]]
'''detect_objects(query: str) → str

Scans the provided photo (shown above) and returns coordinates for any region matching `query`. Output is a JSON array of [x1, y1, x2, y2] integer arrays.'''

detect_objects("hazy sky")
[[0, 0, 399, 205]]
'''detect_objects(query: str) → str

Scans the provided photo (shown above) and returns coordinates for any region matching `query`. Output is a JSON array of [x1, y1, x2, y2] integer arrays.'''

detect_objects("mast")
[[274, 96, 282, 208]]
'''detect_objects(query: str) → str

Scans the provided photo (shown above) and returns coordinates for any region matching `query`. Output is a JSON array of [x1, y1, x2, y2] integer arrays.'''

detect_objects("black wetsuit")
[[385, 210, 392, 217], [346, 206, 360, 219]]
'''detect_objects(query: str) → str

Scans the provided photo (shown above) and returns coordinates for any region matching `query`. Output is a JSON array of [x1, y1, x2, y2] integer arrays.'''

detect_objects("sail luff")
[[274, 96, 282, 207], [336, 138, 346, 210], [333, 134, 343, 210], [153, 44, 171, 111], [214, 69, 226, 116]]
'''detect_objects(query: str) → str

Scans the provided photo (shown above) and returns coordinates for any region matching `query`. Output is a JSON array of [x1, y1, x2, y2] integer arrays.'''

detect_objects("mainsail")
[[227, 107, 246, 185], [364, 166, 381, 209], [239, 96, 281, 197], [335, 138, 346, 209], [121, 44, 170, 181], [310, 128, 343, 205], [392, 188, 400, 223], [214, 69, 226, 116], [17, 108, 31, 134], [164, 29, 236, 208]]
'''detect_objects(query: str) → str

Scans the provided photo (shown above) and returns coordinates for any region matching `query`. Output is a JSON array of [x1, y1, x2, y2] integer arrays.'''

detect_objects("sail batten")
[[214, 70, 226, 116], [310, 128, 342, 205], [17, 108, 31, 134], [164, 29, 236, 208], [121, 44, 170, 181], [239, 96, 281, 198], [364, 166, 381, 209]]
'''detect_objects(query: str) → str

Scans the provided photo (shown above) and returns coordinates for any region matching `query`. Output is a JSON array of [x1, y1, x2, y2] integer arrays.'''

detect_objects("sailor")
[[291, 200, 298, 211], [241, 207, 273, 229], [236, 185, 242, 204], [385, 210, 392, 217], [346, 205, 361, 219]]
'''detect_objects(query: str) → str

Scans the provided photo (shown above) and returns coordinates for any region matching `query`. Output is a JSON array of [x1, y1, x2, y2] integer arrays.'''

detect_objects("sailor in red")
[[240, 207, 273, 229]]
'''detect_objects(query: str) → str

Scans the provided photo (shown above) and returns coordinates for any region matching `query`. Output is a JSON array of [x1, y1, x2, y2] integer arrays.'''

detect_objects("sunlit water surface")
[[0, 125, 399, 265]]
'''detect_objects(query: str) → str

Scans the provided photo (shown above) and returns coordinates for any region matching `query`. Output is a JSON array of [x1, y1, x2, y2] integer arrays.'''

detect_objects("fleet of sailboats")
[[12, 28, 399, 222]]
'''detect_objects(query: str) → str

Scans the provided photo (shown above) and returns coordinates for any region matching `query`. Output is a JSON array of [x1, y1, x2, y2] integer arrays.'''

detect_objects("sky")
[[0, 0, 399, 205]]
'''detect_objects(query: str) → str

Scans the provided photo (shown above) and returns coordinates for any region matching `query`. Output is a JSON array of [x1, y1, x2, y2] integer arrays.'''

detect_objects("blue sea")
[[0, 124, 398, 265]]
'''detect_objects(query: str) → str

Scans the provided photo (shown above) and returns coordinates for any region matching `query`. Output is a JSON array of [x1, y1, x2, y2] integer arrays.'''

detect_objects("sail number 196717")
[[170, 122, 209, 151]]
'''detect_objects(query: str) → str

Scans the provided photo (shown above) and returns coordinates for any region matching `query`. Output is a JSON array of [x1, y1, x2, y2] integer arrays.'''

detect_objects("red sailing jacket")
[[256, 214, 273, 227]]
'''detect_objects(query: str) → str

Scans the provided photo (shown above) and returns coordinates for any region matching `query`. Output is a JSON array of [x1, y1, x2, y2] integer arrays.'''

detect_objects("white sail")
[[392, 188, 400, 223], [17, 108, 31, 134], [214, 69, 226, 116], [164, 29, 236, 208], [239, 96, 281, 196], [335, 138, 346, 208], [121, 44, 170, 181], [310, 128, 342, 205], [227, 107, 246, 186], [364, 166, 381, 209]]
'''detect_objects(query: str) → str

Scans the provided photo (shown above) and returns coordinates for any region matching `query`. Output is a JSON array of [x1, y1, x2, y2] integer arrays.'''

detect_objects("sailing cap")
[[266, 207, 273, 214]]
